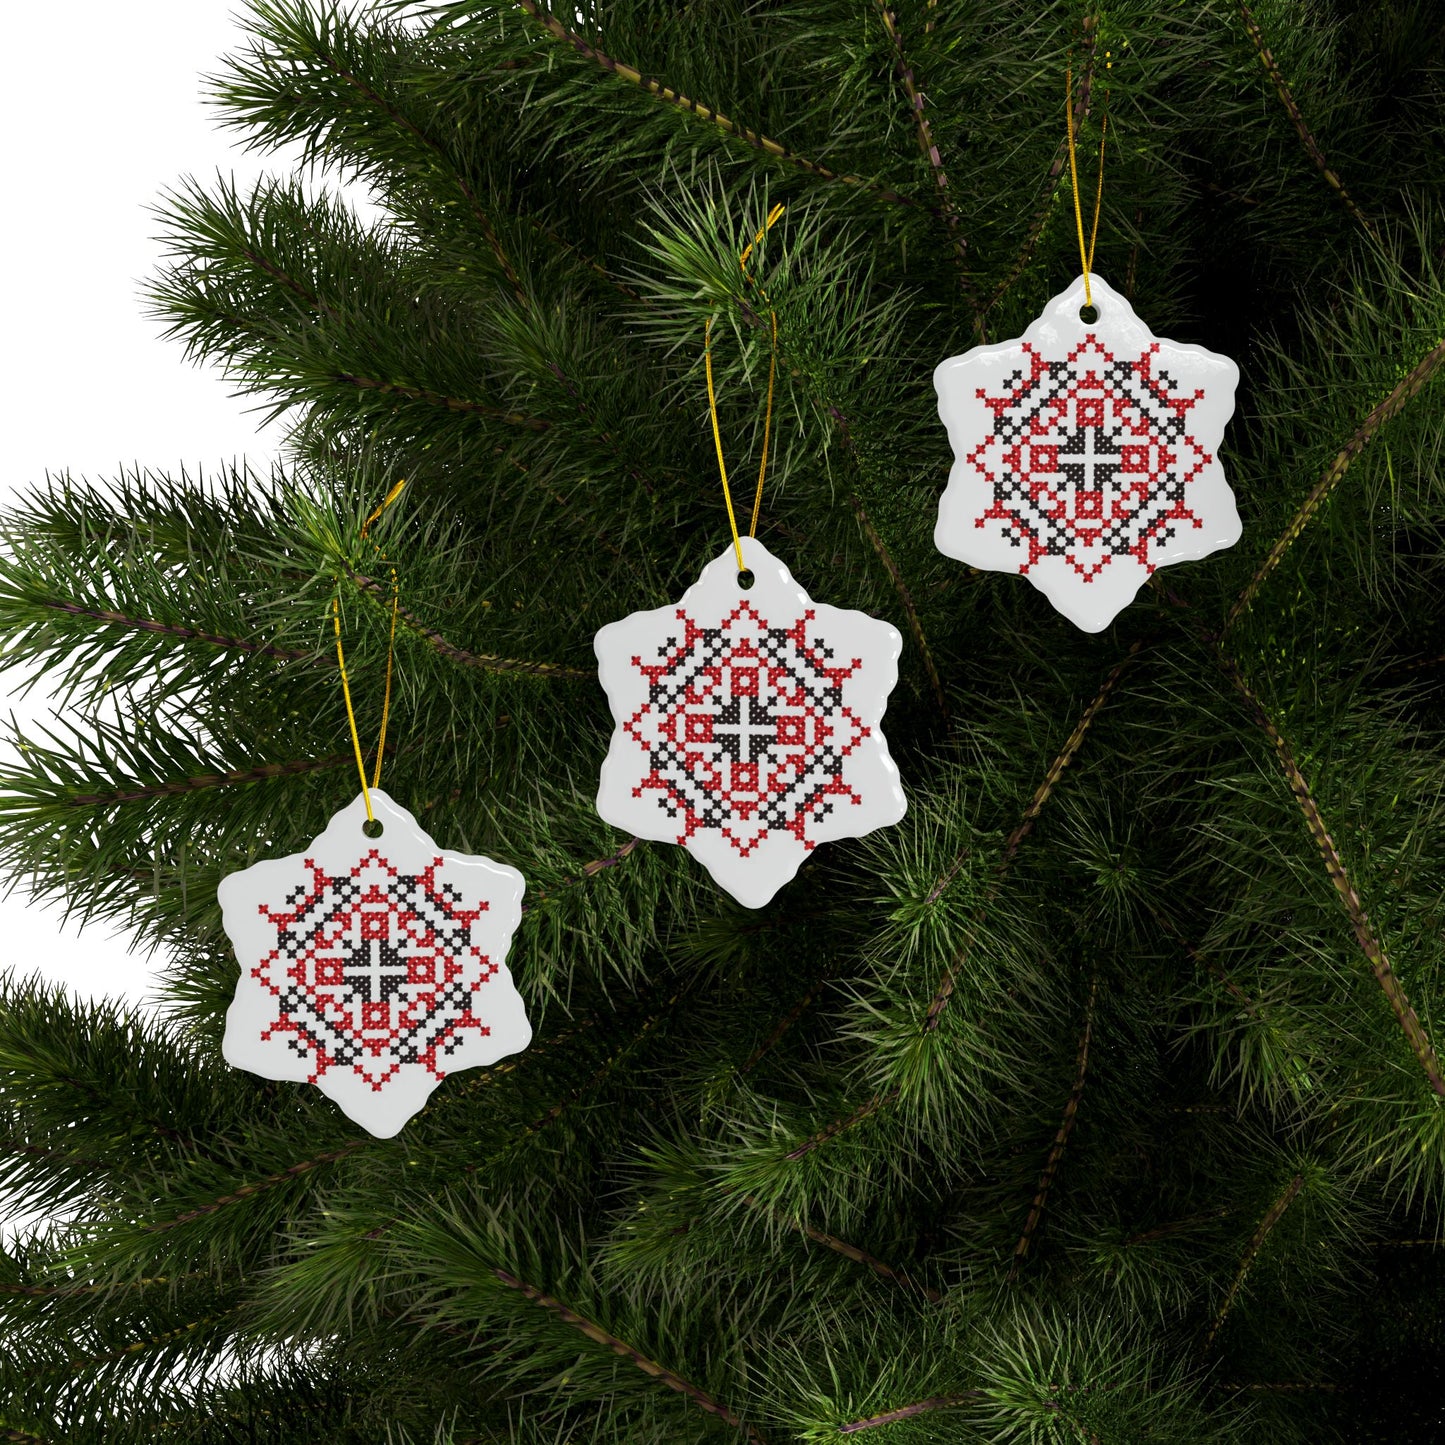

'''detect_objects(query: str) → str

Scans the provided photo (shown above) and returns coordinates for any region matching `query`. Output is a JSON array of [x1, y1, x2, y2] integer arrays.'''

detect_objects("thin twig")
[[308, 37, 528, 304], [846, 490, 948, 718], [1226, 332, 1445, 631], [1010, 968, 1100, 1274], [838, 1394, 981, 1433], [514, 0, 917, 210], [334, 373, 549, 430], [347, 567, 593, 678], [1234, 2, 1376, 236], [874, 2, 980, 321], [144, 1141, 369, 1233], [1219, 653, 1445, 1097], [36, 599, 311, 661], [61, 752, 357, 809], [1203, 1171, 1304, 1351], [493, 1269, 768, 1442]]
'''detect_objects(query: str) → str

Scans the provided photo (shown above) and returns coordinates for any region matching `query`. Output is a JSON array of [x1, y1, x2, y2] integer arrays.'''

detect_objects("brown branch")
[[514, 0, 917, 210], [237, 245, 337, 320], [62, 752, 357, 809], [144, 1141, 368, 1233], [786, 643, 1144, 1163], [57, 1307, 242, 1376], [36, 599, 311, 661], [347, 568, 593, 679], [838, 1394, 981, 1433], [492, 1269, 767, 1442], [0, 1429, 51, 1444], [0, 1137, 107, 1172], [924, 639, 1146, 1025], [0, 1274, 186, 1298], [791, 1212, 941, 1303], [1203, 1171, 1304, 1351], [874, 2, 980, 321], [334, 372, 549, 430], [1123, 1207, 1234, 1247], [784, 1088, 898, 1162], [522, 836, 640, 914], [738, 981, 825, 1074], [1010, 969, 1100, 1275], [847, 490, 948, 719], [1226, 332, 1445, 631], [1234, 2, 1376, 236], [1220, 653, 1445, 1097]]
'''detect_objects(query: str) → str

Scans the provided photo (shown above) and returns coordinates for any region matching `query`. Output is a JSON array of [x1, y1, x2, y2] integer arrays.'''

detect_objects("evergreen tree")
[[3, 0, 1445, 1438]]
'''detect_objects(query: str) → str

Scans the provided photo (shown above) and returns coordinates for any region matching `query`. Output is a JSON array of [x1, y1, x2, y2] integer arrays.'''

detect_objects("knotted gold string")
[[705, 203, 785, 573], [334, 479, 407, 823]]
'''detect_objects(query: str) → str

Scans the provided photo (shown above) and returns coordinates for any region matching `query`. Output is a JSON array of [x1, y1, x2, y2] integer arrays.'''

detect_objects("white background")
[[1, 2, 374, 1013], [0, 0, 379, 1243]]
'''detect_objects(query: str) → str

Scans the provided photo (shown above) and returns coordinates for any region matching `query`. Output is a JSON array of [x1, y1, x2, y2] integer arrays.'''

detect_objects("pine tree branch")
[[304, 30, 527, 304], [333, 373, 551, 430], [737, 981, 825, 1075], [51, 1307, 243, 1377], [838, 1394, 981, 1432], [1233, 2, 1376, 237], [1219, 652, 1445, 1097], [0, 1429, 50, 1445], [543, 361, 657, 495], [522, 836, 640, 911], [1225, 331, 1445, 630], [873, 1, 980, 323], [846, 490, 948, 719], [60, 753, 357, 809], [0, 1275, 190, 1298], [784, 1090, 896, 1162], [0, 1137, 107, 1172], [1123, 1208, 1235, 1247], [778, 1204, 941, 1303], [491, 1268, 768, 1442], [35, 599, 311, 662], [513, 0, 918, 211], [346, 567, 593, 679], [143, 1141, 369, 1233], [924, 639, 1147, 1023], [1009, 967, 1100, 1275], [786, 644, 1144, 1163], [1202, 1170, 1304, 1351]]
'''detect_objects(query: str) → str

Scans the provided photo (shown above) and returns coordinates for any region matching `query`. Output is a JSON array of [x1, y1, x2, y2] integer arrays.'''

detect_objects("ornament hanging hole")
[[1078, 303, 1100, 324], [362, 818, 384, 839], [736, 569, 755, 590]]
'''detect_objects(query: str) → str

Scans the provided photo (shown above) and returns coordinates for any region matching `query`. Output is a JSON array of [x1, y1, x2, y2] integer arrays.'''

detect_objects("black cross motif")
[[712, 690, 779, 764], [1056, 422, 1124, 495]]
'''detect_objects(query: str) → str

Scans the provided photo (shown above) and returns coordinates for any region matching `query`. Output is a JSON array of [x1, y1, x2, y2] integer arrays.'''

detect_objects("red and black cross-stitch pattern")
[[968, 337, 1212, 580], [622, 602, 868, 856], [250, 849, 497, 1091]]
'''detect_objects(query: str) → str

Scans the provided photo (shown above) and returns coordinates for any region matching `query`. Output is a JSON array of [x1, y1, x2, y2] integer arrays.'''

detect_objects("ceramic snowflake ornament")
[[934, 272, 1241, 632], [218, 789, 529, 1137], [594, 537, 906, 908]]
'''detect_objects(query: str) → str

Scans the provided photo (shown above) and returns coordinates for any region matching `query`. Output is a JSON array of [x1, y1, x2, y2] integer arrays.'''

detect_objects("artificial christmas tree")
[[2, 0, 1445, 1440]]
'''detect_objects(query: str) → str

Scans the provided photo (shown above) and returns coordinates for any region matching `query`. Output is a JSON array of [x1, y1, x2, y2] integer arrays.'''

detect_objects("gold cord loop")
[[1065, 65, 1108, 309], [706, 205, 785, 573]]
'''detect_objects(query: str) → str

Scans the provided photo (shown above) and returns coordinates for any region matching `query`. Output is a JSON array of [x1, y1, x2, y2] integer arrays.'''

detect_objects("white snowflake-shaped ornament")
[[594, 537, 907, 908], [934, 273, 1241, 632], [218, 789, 530, 1138]]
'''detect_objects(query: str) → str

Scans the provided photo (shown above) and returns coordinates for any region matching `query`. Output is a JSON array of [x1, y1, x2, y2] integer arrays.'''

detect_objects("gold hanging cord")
[[333, 478, 407, 823], [1065, 63, 1109, 309], [705, 202, 785, 573]]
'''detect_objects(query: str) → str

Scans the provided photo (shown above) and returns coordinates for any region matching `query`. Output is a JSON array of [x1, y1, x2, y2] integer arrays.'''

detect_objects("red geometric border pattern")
[[621, 601, 868, 856], [251, 848, 497, 1091], [967, 337, 1211, 580]]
